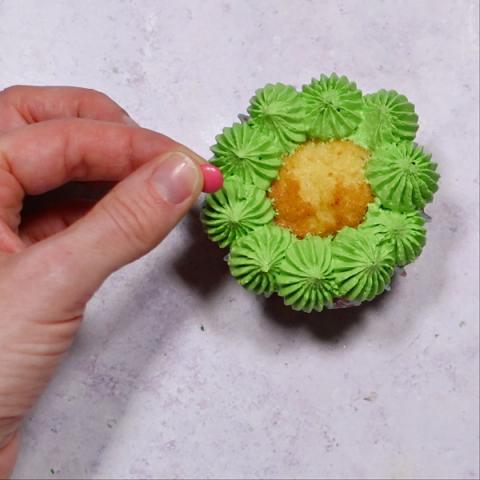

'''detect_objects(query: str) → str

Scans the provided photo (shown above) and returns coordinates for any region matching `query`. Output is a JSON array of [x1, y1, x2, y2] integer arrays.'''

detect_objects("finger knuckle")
[[0, 85, 25, 99], [101, 193, 153, 250], [83, 88, 114, 105]]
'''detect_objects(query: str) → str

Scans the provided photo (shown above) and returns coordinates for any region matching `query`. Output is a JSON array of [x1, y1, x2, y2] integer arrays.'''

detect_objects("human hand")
[[0, 86, 222, 477]]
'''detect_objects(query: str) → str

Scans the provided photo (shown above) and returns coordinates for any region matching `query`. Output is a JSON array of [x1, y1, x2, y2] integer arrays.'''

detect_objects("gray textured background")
[[1, 0, 479, 478]]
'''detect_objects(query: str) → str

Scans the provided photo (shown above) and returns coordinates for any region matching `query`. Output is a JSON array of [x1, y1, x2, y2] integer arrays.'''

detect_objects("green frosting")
[[211, 122, 284, 190], [277, 236, 338, 313], [301, 73, 363, 140], [366, 142, 439, 212], [351, 90, 419, 149], [202, 74, 438, 312], [247, 83, 308, 153], [228, 225, 293, 295], [361, 202, 426, 266], [202, 177, 274, 248], [333, 228, 395, 302]]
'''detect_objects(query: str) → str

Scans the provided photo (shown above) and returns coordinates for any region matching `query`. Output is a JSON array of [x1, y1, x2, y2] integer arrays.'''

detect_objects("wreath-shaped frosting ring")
[[202, 74, 439, 312]]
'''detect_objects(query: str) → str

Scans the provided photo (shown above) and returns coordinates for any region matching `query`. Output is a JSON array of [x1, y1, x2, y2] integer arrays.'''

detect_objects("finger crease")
[[0, 150, 26, 203]]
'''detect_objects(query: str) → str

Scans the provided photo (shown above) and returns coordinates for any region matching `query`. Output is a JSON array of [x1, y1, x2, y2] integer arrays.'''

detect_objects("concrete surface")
[[1, 0, 478, 478]]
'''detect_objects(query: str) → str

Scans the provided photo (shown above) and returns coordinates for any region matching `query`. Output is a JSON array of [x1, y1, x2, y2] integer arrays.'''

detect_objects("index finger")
[[0, 85, 136, 133], [0, 119, 196, 193], [0, 119, 207, 231]]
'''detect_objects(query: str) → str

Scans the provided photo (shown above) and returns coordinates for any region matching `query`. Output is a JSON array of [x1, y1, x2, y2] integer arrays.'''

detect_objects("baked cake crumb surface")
[[269, 140, 373, 238]]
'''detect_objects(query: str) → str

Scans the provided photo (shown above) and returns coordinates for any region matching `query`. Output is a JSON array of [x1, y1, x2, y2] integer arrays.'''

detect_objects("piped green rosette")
[[301, 73, 363, 140], [228, 225, 293, 296], [333, 228, 395, 301], [202, 73, 439, 312], [247, 83, 308, 153], [351, 90, 419, 149], [202, 177, 274, 248], [277, 236, 338, 312], [211, 122, 284, 190], [366, 142, 439, 211], [360, 200, 426, 266]]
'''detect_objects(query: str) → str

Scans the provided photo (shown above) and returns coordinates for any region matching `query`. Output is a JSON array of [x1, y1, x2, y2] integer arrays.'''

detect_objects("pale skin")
[[0, 86, 216, 477]]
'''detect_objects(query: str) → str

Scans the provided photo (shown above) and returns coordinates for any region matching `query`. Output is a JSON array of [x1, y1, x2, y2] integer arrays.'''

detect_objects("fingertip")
[[150, 152, 202, 205], [200, 163, 224, 193]]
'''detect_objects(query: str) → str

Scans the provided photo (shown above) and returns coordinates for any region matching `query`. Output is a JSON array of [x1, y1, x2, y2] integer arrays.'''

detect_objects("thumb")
[[0, 151, 203, 450], [33, 151, 203, 308]]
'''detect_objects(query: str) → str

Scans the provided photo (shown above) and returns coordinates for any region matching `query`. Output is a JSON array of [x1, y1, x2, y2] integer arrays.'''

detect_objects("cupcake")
[[202, 74, 439, 312]]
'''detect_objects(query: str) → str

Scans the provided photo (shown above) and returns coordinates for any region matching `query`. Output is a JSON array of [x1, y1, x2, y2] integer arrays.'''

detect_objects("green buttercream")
[[247, 83, 308, 153], [366, 142, 439, 212], [351, 90, 419, 149], [277, 236, 338, 313], [228, 225, 293, 295], [301, 73, 363, 140], [202, 74, 437, 311], [333, 228, 395, 302], [211, 122, 284, 189], [202, 177, 274, 248], [360, 201, 426, 266]]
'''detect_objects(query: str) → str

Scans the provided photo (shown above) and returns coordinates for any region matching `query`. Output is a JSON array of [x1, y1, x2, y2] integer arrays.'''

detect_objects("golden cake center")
[[268, 139, 373, 238]]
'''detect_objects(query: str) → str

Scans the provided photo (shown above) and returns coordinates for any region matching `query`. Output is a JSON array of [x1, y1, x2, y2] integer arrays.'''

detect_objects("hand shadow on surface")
[[14, 254, 192, 479], [170, 205, 229, 298], [172, 205, 392, 343], [14, 183, 460, 478]]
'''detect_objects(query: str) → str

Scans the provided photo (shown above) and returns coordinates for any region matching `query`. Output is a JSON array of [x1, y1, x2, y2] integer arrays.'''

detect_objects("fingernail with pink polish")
[[151, 153, 199, 204], [200, 163, 224, 193]]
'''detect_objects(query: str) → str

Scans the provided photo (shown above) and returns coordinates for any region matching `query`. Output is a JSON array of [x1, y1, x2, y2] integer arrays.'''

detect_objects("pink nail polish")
[[200, 163, 224, 193]]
